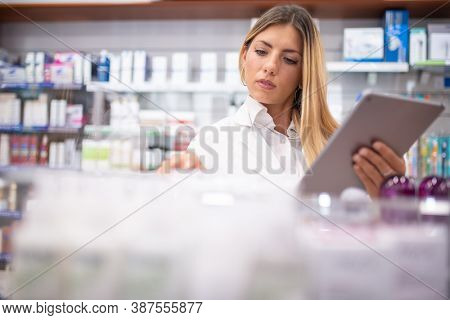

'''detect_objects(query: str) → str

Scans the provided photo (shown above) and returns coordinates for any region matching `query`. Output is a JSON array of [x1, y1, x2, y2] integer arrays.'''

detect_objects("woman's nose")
[[263, 57, 278, 75]]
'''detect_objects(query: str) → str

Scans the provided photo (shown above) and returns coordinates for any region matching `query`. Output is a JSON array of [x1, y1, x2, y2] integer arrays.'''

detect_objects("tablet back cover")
[[299, 92, 445, 195]]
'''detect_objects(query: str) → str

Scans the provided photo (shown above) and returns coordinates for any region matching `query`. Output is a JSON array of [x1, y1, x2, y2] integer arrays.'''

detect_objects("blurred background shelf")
[[412, 60, 450, 73], [85, 82, 247, 93], [326, 61, 410, 73], [0, 125, 81, 134], [0, 82, 83, 90]]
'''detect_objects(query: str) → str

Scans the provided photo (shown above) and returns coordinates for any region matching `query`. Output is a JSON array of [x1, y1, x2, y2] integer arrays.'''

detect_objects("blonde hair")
[[239, 5, 339, 166]]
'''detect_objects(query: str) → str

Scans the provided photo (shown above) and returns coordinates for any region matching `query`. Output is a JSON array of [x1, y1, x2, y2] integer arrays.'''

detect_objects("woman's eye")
[[255, 49, 266, 56], [284, 57, 298, 65]]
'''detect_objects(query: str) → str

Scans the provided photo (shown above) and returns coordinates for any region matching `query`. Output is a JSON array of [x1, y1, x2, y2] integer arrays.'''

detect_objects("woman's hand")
[[352, 141, 406, 199], [157, 150, 203, 174]]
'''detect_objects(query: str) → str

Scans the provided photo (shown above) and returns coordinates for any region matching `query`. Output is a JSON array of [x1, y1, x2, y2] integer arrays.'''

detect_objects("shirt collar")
[[234, 95, 299, 139]]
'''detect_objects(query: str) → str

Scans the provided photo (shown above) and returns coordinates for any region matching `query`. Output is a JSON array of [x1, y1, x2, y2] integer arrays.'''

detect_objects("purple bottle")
[[418, 176, 449, 223], [418, 176, 449, 199], [379, 175, 417, 224]]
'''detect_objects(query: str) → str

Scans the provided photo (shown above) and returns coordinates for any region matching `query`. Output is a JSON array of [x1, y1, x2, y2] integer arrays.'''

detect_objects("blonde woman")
[[158, 5, 405, 198]]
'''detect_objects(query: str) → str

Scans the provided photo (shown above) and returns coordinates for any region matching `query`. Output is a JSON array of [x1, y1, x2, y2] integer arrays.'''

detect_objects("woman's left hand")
[[352, 141, 406, 199]]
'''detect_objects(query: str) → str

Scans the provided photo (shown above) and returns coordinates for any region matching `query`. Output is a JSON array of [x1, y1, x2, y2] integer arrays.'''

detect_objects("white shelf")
[[84, 63, 411, 93], [86, 82, 248, 93], [326, 61, 409, 73]]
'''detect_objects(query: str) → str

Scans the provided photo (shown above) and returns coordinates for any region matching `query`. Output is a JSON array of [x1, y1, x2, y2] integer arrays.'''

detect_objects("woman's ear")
[[241, 47, 248, 65]]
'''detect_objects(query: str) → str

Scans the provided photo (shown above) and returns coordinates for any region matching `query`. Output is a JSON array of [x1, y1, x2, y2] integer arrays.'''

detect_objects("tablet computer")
[[299, 91, 445, 195]]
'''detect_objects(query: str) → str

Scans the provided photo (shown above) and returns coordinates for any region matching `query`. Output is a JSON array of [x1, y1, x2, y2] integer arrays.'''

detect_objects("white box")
[[49, 142, 58, 168], [50, 64, 73, 84], [25, 52, 35, 83], [224, 52, 240, 84], [151, 56, 168, 84], [11, 98, 21, 126], [428, 24, 450, 60], [50, 100, 59, 127], [0, 134, 10, 166], [133, 50, 147, 83], [200, 52, 217, 83], [73, 54, 83, 84], [83, 54, 92, 84], [34, 52, 48, 83], [120, 50, 133, 83], [23, 101, 33, 127], [409, 28, 427, 65], [0, 67, 26, 83], [171, 52, 189, 84], [58, 100, 67, 127], [343, 28, 384, 61], [57, 142, 65, 168], [109, 54, 121, 84]]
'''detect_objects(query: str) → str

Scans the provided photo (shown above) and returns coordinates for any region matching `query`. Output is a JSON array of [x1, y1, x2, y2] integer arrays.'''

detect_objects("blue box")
[[384, 10, 409, 62]]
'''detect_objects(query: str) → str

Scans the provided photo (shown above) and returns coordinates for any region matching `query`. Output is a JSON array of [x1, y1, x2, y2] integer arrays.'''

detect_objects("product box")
[[0, 67, 26, 83], [24, 52, 35, 83], [83, 54, 93, 84], [384, 9, 409, 62], [200, 52, 217, 83], [34, 52, 52, 83], [224, 52, 240, 84], [109, 54, 121, 84], [54, 52, 83, 84], [409, 28, 427, 65], [171, 52, 189, 84], [427, 24, 450, 60], [48, 63, 73, 84], [0, 93, 21, 126], [120, 50, 133, 84], [343, 28, 384, 61], [150, 56, 168, 84], [0, 134, 10, 166], [66, 104, 83, 128], [133, 50, 148, 83]]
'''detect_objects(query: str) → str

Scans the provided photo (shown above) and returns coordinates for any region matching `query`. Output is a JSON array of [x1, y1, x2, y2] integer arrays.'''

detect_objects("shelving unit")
[[0, 82, 83, 90], [326, 62, 409, 73], [86, 81, 247, 93], [412, 60, 450, 73], [0, 125, 81, 135]]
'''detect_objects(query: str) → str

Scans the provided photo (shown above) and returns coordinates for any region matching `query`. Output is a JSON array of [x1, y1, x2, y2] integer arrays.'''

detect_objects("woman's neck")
[[263, 99, 293, 136]]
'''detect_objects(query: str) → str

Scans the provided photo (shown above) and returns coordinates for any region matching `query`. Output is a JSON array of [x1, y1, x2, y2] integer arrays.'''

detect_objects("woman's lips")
[[256, 79, 276, 90]]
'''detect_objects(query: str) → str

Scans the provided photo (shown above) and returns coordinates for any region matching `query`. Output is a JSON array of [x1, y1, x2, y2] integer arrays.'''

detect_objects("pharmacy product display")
[[0, 171, 447, 299]]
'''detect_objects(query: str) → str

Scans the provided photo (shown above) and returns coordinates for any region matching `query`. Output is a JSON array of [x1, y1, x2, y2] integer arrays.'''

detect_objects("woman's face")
[[242, 24, 303, 108]]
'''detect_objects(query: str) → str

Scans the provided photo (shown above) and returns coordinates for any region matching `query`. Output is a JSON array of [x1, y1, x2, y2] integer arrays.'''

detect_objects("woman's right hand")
[[156, 150, 203, 174]]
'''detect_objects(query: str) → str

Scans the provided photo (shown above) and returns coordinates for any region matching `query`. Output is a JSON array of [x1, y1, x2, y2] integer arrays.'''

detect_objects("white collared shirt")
[[244, 95, 305, 175], [188, 95, 306, 177]]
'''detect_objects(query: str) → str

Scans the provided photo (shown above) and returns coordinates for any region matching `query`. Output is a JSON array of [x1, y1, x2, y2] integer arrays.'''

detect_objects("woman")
[[158, 5, 405, 198]]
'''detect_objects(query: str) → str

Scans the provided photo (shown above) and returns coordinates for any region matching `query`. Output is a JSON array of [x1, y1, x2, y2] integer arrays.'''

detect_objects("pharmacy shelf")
[[412, 60, 450, 73], [86, 63, 411, 94], [326, 61, 409, 73], [0, 210, 22, 227], [0, 83, 83, 90], [84, 125, 141, 137], [86, 82, 248, 93], [0, 125, 81, 135]]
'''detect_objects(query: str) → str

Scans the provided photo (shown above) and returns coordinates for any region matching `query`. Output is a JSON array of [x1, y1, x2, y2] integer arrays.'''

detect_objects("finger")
[[353, 164, 379, 198], [358, 147, 393, 177], [353, 153, 384, 188], [372, 141, 406, 174]]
